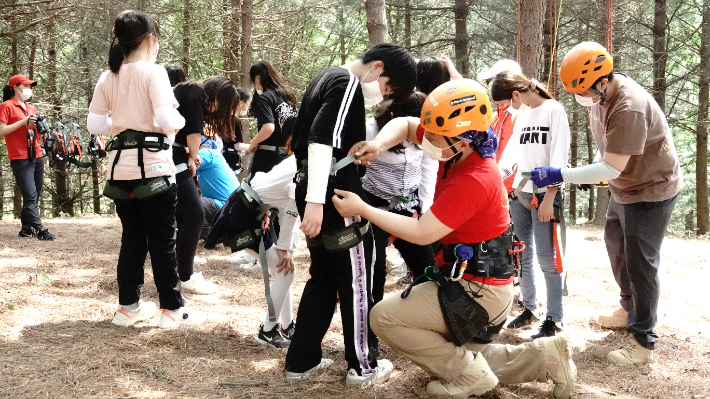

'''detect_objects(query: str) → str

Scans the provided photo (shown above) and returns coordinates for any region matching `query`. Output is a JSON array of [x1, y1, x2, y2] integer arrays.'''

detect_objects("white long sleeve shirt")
[[249, 155, 300, 251], [498, 99, 571, 193]]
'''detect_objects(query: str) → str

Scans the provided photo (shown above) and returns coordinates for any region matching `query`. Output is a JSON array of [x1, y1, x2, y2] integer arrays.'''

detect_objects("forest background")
[[0, 0, 708, 237]]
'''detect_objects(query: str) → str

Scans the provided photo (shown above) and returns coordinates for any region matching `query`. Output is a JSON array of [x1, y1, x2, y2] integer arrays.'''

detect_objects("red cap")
[[8, 75, 37, 87]]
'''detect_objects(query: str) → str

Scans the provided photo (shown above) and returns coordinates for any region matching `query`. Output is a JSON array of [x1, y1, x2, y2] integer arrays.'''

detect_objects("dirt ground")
[[0, 216, 709, 399]]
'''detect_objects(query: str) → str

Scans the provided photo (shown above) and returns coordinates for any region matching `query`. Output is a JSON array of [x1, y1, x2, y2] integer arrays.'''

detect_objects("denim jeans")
[[10, 157, 45, 230], [510, 191, 564, 322]]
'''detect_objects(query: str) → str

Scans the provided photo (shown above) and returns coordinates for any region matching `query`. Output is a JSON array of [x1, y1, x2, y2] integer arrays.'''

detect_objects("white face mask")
[[574, 93, 600, 107], [19, 88, 32, 101], [422, 136, 457, 161], [506, 97, 529, 117], [148, 43, 159, 64], [360, 68, 384, 107]]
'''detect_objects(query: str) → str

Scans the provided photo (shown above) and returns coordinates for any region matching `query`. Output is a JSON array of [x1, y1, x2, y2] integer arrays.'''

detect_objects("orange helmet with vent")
[[560, 42, 613, 94], [420, 79, 493, 137]]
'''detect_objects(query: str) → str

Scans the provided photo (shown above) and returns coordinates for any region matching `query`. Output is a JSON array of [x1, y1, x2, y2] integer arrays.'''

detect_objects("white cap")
[[477, 59, 523, 82]]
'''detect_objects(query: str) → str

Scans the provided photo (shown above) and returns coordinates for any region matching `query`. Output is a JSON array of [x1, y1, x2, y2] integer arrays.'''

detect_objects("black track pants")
[[115, 184, 183, 310]]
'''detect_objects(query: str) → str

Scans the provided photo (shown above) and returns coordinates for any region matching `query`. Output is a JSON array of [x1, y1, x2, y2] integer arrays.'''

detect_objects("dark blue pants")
[[605, 194, 677, 350], [10, 157, 45, 230]]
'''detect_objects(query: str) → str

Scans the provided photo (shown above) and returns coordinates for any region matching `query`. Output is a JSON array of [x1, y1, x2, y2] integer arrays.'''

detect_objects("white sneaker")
[[111, 300, 157, 326], [239, 260, 262, 272], [389, 263, 408, 277], [226, 252, 253, 263], [181, 272, 218, 295], [158, 307, 206, 329], [193, 256, 207, 265], [285, 358, 334, 381], [387, 248, 405, 268], [346, 359, 393, 386]]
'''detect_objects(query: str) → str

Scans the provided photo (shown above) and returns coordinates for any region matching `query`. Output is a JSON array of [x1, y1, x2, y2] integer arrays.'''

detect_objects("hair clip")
[[530, 78, 539, 91]]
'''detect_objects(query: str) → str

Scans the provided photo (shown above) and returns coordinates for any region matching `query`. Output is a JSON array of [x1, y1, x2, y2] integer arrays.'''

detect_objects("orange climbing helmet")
[[420, 79, 493, 137], [560, 42, 613, 94]]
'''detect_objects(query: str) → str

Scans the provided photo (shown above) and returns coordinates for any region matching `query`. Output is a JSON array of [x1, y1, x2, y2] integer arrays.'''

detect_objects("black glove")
[[576, 184, 592, 191]]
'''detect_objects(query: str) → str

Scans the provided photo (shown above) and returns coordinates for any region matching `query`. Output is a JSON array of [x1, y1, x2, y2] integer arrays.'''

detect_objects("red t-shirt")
[[417, 126, 511, 245], [492, 106, 516, 163], [0, 98, 42, 161]]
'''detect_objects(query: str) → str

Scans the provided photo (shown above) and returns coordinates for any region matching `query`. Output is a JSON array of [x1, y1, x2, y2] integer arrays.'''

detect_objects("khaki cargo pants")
[[371, 280, 548, 383]]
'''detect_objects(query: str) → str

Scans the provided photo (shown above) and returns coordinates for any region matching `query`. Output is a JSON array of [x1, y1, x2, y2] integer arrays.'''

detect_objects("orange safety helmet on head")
[[560, 42, 613, 94], [420, 79, 493, 137]]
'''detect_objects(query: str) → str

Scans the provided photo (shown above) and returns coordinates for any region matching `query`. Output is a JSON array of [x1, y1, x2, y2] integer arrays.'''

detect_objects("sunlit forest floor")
[[0, 216, 708, 399]]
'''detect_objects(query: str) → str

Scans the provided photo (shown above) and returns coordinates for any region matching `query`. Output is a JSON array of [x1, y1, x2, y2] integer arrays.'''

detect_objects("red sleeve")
[[0, 102, 10, 124], [416, 124, 425, 144], [429, 174, 484, 230]]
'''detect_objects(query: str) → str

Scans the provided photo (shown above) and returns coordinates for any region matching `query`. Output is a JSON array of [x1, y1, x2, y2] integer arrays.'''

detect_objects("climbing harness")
[[103, 129, 175, 200], [401, 227, 524, 346], [223, 178, 280, 323], [514, 171, 568, 293], [296, 154, 372, 252], [66, 122, 91, 168], [257, 144, 288, 156]]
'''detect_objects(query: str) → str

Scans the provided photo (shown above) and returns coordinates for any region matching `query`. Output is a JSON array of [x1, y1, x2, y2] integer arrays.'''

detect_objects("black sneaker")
[[280, 320, 296, 340], [397, 272, 414, 286], [255, 324, 290, 348], [531, 317, 563, 339], [18, 226, 36, 238], [36, 228, 55, 241], [507, 308, 537, 329]]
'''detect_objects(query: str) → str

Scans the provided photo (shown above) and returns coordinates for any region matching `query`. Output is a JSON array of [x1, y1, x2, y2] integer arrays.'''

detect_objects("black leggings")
[[175, 171, 205, 281], [364, 191, 435, 304]]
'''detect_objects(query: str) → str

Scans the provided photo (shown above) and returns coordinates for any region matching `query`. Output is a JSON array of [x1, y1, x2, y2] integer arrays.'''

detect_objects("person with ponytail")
[[169, 75, 245, 295], [248, 61, 298, 175], [492, 71, 571, 338], [87, 10, 203, 329], [0, 75, 54, 240]]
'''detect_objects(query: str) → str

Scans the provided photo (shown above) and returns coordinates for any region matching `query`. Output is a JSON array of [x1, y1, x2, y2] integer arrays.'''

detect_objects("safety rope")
[[547, 0, 563, 98]]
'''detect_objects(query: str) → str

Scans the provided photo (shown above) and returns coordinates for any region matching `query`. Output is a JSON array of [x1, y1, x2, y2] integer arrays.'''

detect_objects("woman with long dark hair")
[[493, 71, 571, 338], [87, 10, 203, 328], [170, 75, 244, 295], [0, 75, 54, 240], [247, 61, 298, 175]]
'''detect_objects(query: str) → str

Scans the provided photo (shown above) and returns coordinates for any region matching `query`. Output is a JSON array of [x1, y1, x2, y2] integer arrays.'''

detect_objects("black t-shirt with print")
[[251, 90, 297, 174], [292, 67, 368, 229], [173, 83, 206, 166]]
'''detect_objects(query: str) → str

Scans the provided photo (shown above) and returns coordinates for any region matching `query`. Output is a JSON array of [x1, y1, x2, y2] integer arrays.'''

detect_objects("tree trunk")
[[697, 1, 710, 235], [28, 36, 36, 80], [238, 119, 252, 181], [339, 4, 347, 64], [453, 0, 469, 77], [365, 0, 388, 47], [14, 184, 22, 220], [240, 0, 253, 88], [403, 0, 411, 49], [183, 0, 191, 76], [518, 0, 547, 79], [652, 0, 667, 112], [223, 0, 240, 82], [593, 187, 609, 225]]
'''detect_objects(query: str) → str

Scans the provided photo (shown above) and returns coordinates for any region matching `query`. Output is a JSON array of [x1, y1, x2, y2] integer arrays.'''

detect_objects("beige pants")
[[371, 280, 547, 383]]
